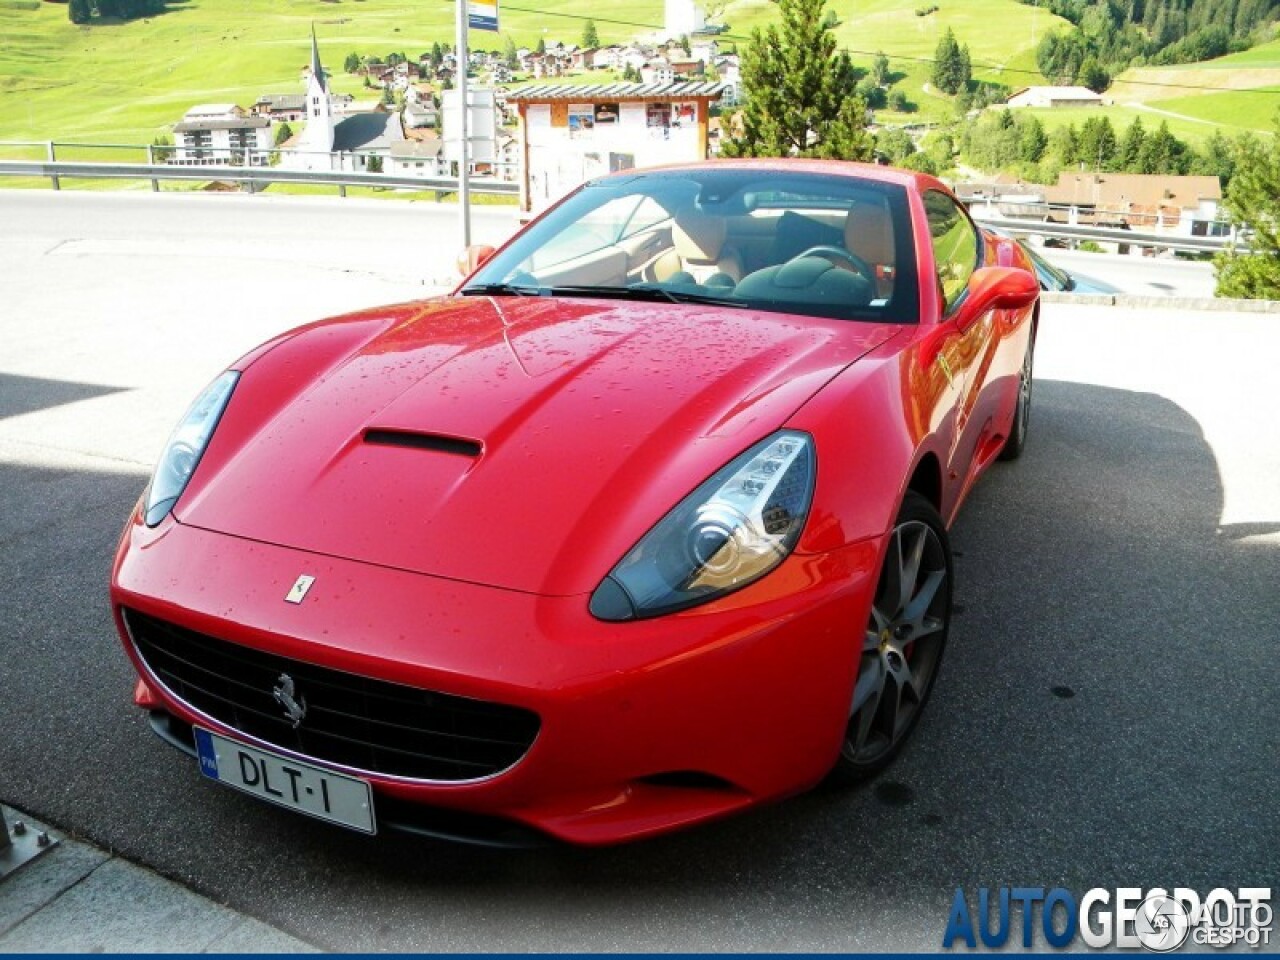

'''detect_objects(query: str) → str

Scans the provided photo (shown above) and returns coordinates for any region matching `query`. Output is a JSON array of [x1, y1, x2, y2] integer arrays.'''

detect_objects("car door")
[[921, 190, 993, 489]]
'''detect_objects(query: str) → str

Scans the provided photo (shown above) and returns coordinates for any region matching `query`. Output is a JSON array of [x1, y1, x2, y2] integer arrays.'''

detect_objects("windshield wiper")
[[459, 282, 540, 297], [550, 284, 745, 308]]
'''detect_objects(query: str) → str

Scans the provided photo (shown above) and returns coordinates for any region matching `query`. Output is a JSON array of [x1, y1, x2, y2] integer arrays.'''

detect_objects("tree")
[[1192, 129, 1236, 186], [504, 35, 519, 70], [344, 52, 362, 74], [1078, 56, 1110, 93], [1077, 116, 1117, 169], [366, 154, 384, 174], [721, 0, 874, 161], [1215, 125, 1280, 299], [876, 127, 916, 165], [1018, 115, 1047, 163], [680, 33, 692, 56], [273, 122, 293, 146], [871, 50, 890, 87], [535, 37, 546, 56], [68, 0, 91, 23], [582, 20, 599, 48], [932, 28, 970, 95], [887, 88, 911, 112], [1117, 117, 1145, 171]]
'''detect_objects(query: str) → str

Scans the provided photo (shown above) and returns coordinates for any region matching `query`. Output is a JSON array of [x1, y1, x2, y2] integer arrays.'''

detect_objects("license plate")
[[193, 727, 376, 834]]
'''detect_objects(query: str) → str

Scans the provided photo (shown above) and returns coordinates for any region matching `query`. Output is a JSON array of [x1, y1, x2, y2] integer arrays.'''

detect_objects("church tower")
[[297, 26, 334, 160]]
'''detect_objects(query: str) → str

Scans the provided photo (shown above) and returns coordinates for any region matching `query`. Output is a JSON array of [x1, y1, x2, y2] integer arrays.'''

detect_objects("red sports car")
[[111, 160, 1039, 846]]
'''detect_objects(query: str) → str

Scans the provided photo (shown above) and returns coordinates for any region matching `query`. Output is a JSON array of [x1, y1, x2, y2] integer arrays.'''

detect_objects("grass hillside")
[[1105, 37, 1280, 139], [0, 0, 1065, 143], [0, 0, 1273, 151]]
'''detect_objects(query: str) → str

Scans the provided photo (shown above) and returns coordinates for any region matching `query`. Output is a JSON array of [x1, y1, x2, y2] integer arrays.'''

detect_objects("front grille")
[[124, 608, 540, 781]]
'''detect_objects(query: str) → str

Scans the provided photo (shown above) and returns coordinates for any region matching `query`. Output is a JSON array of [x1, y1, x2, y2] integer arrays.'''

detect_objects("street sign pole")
[[456, 0, 471, 248]]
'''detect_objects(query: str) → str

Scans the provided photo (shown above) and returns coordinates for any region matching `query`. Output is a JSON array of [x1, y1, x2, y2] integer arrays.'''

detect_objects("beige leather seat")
[[649, 210, 743, 287], [844, 202, 896, 299]]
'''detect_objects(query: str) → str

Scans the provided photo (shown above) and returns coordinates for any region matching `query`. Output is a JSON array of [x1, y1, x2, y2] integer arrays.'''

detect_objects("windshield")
[[464, 169, 920, 324]]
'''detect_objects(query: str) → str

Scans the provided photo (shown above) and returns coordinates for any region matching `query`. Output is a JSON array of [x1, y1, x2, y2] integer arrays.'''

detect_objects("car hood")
[[179, 295, 899, 596]]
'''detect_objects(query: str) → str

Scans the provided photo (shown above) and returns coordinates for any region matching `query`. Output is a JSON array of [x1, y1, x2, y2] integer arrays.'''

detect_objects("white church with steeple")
[[292, 27, 335, 169], [282, 27, 405, 173]]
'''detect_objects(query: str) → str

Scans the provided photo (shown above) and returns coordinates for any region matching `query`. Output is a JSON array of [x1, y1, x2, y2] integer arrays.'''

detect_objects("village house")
[[170, 104, 272, 165], [1043, 171, 1223, 234], [507, 80, 723, 212]]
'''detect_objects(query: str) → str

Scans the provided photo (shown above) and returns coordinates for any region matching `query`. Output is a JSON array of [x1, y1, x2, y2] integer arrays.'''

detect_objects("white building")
[[289, 29, 336, 170], [1006, 86, 1103, 109], [508, 81, 723, 212], [171, 104, 272, 165], [665, 0, 704, 38]]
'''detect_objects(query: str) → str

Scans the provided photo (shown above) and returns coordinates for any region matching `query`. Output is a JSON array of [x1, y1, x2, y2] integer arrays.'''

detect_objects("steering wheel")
[[789, 245, 875, 284]]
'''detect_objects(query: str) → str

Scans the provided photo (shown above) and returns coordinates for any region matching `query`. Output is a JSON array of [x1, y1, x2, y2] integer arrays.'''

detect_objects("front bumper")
[[111, 512, 879, 845]]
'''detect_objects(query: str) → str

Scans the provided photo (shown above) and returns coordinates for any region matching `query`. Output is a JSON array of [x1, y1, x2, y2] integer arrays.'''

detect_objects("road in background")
[[1, 190, 1277, 951], [1035, 245, 1217, 298]]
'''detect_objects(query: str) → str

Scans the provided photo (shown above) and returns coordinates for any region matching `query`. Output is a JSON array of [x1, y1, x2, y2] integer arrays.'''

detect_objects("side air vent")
[[364, 429, 482, 458]]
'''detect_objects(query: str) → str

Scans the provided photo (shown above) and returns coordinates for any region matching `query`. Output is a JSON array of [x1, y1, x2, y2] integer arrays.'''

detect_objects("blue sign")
[[468, 0, 498, 31]]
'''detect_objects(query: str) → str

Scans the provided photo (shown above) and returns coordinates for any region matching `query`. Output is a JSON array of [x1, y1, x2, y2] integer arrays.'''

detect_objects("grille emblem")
[[285, 574, 316, 604], [272, 673, 307, 728]]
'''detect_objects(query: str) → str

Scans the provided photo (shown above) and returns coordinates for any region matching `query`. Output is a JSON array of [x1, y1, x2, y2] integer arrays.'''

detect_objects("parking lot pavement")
[[0, 191, 1277, 951]]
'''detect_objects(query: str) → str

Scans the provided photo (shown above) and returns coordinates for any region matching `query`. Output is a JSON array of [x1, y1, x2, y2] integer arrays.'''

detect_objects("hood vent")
[[364, 429, 482, 458]]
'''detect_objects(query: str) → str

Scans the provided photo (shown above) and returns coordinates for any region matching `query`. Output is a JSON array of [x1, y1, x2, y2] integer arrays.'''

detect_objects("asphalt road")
[[1, 190, 1277, 951], [1035, 245, 1217, 299]]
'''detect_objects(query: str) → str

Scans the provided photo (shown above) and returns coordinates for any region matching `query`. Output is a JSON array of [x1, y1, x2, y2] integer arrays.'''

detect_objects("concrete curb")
[[1041, 291, 1280, 312], [0, 804, 318, 954]]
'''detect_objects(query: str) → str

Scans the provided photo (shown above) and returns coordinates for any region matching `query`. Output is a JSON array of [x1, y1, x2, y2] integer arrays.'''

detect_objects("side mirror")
[[456, 244, 496, 278], [963, 266, 1039, 316]]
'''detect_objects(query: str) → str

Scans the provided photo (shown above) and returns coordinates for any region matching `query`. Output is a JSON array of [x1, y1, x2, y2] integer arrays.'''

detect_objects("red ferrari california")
[[111, 160, 1039, 846]]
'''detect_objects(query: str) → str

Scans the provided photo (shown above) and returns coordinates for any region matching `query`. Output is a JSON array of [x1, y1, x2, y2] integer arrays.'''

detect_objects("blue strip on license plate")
[[193, 727, 375, 834]]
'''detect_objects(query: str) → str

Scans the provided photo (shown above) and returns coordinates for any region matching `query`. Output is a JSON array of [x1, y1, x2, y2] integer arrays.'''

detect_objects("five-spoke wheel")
[[831, 491, 952, 781]]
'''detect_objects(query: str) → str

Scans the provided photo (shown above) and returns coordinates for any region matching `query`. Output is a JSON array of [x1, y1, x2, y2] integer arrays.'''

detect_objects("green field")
[[1104, 34, 1280, 138], [0, 0, 1068, 144], [2, 0, 1274, 164]]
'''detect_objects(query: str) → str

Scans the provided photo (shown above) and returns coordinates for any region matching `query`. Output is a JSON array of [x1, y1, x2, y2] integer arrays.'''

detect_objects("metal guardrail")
[[969, 211, 1242, 254], [0, 159, 519, 197]]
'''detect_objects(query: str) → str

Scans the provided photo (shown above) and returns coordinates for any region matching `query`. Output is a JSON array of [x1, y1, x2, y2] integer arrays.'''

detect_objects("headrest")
[[845, 202, 894, 262], [673, 210, 727, 263]]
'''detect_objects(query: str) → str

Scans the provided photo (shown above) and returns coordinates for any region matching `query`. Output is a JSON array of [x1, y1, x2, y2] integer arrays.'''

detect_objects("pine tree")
[[1215, 124, 1280, 299], [721, 0, 873, 160], [535, 37, 546, 56], [582, 20, 599, 49], [1018, 116, 1047, 163], [68, 0, 91, 23], [932, 29, 971, 95], [1117, 117, 1143, 168], [1078, 116, 1117, 169], [504, 35, 519, 69]]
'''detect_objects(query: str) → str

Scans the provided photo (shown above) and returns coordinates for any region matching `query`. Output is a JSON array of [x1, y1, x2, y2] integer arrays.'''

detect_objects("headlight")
[[144, 371, 239, 527], [590, 431, 815, 621]]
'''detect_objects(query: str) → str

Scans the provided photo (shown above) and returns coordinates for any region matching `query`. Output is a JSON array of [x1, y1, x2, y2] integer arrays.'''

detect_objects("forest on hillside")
[[1019, 0, 1280, 89]]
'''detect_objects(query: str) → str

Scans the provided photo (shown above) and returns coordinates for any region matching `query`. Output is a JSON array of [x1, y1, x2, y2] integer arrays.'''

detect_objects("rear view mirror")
[[456, 244, 496, 278]]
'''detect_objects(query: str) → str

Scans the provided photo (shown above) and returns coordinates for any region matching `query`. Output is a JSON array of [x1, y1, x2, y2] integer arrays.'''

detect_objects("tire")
[[998, 330, 1034, 462], [829, 491, 953, 784]]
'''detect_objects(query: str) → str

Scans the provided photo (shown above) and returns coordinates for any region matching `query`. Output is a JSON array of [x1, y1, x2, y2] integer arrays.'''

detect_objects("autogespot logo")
[[942, 886, 1273, 951]]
